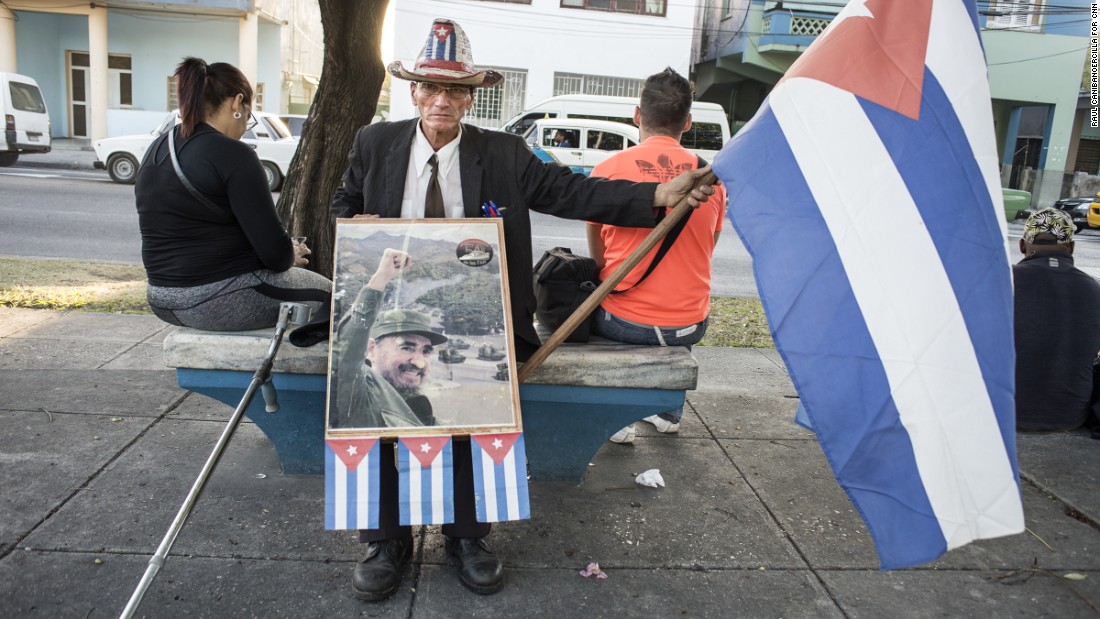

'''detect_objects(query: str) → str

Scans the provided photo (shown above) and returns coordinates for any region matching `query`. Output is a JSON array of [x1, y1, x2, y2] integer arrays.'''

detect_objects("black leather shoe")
[[352, 537, 413, 601], [446, 537, 504, 594]]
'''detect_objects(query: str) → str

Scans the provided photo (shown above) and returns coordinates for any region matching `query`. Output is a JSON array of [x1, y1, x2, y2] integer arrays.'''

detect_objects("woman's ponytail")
[[175, 57, 208, 139], [174, 57, 252, 139]]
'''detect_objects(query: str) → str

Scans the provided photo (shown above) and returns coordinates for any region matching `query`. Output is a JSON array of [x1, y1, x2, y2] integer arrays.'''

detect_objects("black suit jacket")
[[331, 119, 659, 361]]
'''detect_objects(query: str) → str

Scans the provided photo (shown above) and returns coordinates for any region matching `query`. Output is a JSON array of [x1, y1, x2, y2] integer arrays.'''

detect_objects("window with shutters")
[[553, 72, 643, 98], [467, 68, 528, 129], [986, 0, 1044, 31], [560, 0, 666, 17], [167, 76, 178, 111], [1075, 138, 1100, 174]]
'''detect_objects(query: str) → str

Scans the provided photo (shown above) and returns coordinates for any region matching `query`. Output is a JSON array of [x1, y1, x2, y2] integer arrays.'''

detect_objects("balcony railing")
[[759, 8, 833, 51]]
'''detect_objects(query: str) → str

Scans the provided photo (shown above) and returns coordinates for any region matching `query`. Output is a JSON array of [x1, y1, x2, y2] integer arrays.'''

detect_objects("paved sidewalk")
[[0, 307, 1098, 618]]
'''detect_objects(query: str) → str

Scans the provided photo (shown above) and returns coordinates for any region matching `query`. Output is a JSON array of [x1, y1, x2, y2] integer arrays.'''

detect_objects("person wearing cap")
[[330, 249, 445, 430], [329, 17, 717, 601], [1014, 207, 1100, 432]]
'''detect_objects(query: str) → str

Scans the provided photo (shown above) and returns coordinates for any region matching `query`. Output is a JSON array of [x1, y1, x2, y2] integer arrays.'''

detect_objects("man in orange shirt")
[[587, 68, 726, 444]]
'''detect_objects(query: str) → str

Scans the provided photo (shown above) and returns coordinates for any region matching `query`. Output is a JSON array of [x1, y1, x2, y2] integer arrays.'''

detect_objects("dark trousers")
[[1090, 360, 1100, 439], [359, 439, 491, 543]]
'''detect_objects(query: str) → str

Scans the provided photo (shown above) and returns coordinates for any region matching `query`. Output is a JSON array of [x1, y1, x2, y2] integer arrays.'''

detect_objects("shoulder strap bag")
[[167, 126, 225, 215], [609, 154, 708, 294]]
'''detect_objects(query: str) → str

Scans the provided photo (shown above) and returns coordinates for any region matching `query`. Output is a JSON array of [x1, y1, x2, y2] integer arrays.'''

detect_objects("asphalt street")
[[0, 170, 139, 264], [5, 162, 1100, 294], [0, 164, 762, 296]]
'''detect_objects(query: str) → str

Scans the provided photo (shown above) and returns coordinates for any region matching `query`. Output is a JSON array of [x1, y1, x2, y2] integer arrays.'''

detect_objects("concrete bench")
[[163, 327, 698, 483]]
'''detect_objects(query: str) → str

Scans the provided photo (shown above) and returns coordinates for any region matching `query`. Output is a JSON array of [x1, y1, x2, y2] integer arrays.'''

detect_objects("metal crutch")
[[119, 302, 312, 619]]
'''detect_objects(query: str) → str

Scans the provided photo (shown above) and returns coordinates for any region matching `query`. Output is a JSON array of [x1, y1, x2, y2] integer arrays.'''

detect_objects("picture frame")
[[325, 219, 522, 438]]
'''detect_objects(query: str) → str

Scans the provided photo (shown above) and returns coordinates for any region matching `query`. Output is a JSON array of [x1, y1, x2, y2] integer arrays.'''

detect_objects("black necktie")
[[425, 154, 445, 218]]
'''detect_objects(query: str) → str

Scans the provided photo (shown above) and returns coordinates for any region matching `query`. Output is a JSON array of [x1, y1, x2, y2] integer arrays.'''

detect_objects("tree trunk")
[[277, 0, 390, 279]]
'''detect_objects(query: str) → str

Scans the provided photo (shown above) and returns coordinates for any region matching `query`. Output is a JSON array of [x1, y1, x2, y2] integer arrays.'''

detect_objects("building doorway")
[[1008, 105, 1050, 191], [66, 51, 133, 138], [67, 51, 91, 138]]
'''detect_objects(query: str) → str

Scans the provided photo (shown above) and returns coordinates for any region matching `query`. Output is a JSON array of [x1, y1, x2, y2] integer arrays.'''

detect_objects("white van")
[[0, 72, 51, 167], [524, 118, 640, 175], [501, 94, 729, 160]]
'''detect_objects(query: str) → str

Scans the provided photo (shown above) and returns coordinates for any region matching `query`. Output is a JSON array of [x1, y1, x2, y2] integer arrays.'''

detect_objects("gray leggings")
[[147, 268, 332, 331]]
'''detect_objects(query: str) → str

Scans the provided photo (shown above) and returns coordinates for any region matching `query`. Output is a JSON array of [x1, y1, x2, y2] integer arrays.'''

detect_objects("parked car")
[[524, 118, 639, 176], [0, 71, 52, 167], [1089, 196, 1100, 230], [93, 110, 297, 190], [1052, 193, 1098, 232], [279, 114, 307, 137]]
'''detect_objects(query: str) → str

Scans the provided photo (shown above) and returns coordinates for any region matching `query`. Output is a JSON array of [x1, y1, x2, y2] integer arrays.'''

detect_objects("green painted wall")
[[983, 30, 1087, 206]]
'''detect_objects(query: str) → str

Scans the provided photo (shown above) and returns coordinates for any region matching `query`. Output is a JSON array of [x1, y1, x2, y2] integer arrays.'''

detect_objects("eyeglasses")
[[416, 82, 472, 100], [245, 113, 258, 132]]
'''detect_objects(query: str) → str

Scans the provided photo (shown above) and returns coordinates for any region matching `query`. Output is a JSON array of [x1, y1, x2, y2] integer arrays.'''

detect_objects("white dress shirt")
[[401, 122, 465, 219]]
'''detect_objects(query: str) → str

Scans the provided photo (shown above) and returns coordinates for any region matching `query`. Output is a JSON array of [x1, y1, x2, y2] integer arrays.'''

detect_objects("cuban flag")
[[325, 438, 380, 531], [398, 435, 454, 525], [713, 0, 1024, 569], [426, 22, 456, 62], [471, 432, 531, 523]]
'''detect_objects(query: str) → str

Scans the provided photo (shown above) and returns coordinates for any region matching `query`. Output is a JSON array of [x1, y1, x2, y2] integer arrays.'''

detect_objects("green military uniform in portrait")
[[330, 287, 435, 429]]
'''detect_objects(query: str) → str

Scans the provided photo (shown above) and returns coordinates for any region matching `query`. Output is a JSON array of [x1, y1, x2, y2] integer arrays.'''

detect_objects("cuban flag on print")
[[713, 0, 1024, 570], [325, 438, 380, 531], [471, 433, 531, 523], [398, 436, 454, 526]]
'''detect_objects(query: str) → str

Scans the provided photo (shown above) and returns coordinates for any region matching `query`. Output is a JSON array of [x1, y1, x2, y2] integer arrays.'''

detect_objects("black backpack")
[[532, 247, 601, 343]]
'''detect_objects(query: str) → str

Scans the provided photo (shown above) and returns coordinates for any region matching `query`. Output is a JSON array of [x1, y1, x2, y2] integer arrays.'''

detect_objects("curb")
[[12, 161, 99, 172]]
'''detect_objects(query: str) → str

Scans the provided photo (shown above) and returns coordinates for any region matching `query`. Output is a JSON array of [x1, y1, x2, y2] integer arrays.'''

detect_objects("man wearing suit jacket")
[[330, 18, 715, 601]]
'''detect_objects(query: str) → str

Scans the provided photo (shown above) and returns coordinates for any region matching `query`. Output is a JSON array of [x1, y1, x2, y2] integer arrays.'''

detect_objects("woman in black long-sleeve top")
[[135, 57, 330, 331]]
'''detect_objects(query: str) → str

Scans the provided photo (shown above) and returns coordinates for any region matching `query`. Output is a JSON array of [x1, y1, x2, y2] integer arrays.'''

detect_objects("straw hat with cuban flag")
[[388, 18, 504, 88]]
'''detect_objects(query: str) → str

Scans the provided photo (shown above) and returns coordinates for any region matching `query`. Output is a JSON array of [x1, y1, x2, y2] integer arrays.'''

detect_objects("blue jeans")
[[591, 307, 709, 423]]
